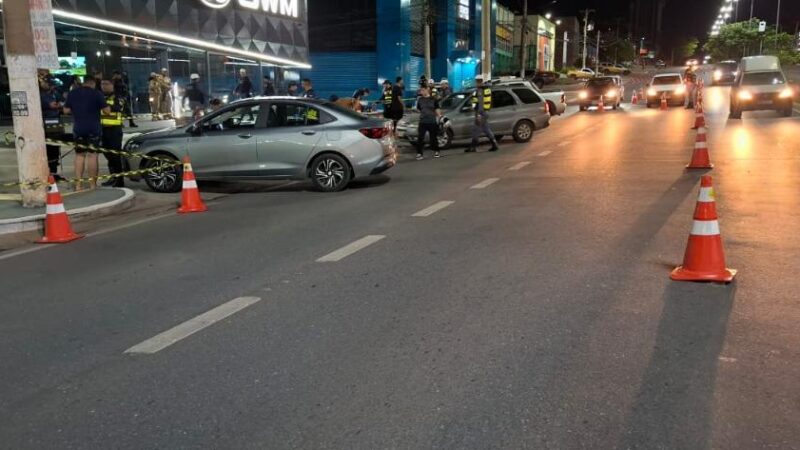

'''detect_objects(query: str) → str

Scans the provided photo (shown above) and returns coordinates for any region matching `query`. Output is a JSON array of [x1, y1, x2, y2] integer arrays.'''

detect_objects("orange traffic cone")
[[631, 91, 639, 104], [597, 95, 605, 112], [177, 156, 208, 214], [659, 93, 668, 110], [692, 103, 706, 129], [686, 126, 713, 169], [671, 175, 736, 282], [36, 176, 82, 244]]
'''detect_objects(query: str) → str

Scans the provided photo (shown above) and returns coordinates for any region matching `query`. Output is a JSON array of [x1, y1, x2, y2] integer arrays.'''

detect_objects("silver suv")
[[397, 86, 550, 149]]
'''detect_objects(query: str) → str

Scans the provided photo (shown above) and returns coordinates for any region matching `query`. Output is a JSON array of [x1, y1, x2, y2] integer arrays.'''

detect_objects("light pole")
[[581, 9, 595, 69]]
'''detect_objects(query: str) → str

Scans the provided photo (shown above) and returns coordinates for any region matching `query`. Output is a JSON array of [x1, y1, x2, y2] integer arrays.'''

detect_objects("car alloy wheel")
[[311, 154, 350, 192], [513, 120, 534, 143], [144, 155, 181, 193]]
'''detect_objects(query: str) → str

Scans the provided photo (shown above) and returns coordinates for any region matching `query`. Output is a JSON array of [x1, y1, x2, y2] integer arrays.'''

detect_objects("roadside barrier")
[[177, 156, 207, 214], [36, 175, 82, 244], [671, 175, 736, 282], [686, 127, 713, 169]]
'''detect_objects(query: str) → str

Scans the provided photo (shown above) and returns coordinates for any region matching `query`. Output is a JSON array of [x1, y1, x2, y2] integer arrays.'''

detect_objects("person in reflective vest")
[[466, 74, 498, 153], [305, 106, 319, 124], [100, 79, 126, 187], [381, 80, 393, 117]]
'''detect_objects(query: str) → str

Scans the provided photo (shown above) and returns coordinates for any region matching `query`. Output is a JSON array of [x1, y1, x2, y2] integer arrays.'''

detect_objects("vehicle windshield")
[[716, 62, 738, 71], [586, 78, 615, 88], [653, 75, 681, 85], [321, 102, 369, 120], [440, 93, 469, 110], [742, 71, 786, 86]]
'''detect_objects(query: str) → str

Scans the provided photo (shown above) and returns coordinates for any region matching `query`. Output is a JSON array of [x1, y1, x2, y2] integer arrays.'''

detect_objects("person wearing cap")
[[466, 74, 498, 153], [183, 73, 207, 120], [100, 79, 127, 187], [234, 68, 253, 100], [148, 72, 162, 120], [439, 78, 452, 98]]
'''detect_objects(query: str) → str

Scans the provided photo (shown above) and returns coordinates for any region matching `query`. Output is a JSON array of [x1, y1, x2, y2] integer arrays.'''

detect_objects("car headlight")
[[647, 88, 657, 96], [578, 91, 588, 99], [778, 88, 795, 99], [675, 86, 686, 95], [738, 90, 753, 100], [713, 70, 722, 80], [606, 90, 617, 98]]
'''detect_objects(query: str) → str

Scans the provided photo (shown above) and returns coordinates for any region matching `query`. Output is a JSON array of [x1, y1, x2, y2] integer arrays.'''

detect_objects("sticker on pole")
[[758, 21, 767, 33], [29, 0, 59, 70], [10, 91, 29, 117]]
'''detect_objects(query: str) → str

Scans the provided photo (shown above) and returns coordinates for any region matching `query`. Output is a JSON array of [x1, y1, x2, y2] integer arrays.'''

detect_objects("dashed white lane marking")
[[316, 235, 386, 262], [538, 151, 552, 157], [557, 141, 572, 147], [412, 201, 455, 217], [508, 161, 531, 171], [470, 178, 500, 189], [125, 296, 261, 355]]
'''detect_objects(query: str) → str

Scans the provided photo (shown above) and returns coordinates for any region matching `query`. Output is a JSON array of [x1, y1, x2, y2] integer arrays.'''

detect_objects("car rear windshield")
[[512, 88, 542, 104], [653, 76, 681, 85], [742, 71, 786, 86], [586, 78, 614, 87], [321, 102, 369, 120]]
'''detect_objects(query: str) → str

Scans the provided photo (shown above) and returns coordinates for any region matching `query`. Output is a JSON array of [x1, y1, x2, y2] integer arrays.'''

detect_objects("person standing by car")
[[381, 79, 394, 120], [286, 81, 300, 97], [112, 71, 137, 128], [263, 77, 276, 96], [100, 79, 126, 187], [388, 77, 405, 133], [466, 74, 498, 153], [415, 86, 442, 160], [183, 73, 206, 120], [234, 68, 253, 100], [683, 67, 697, 109], [39, 76, 64, 179], [63, 77, 111, 190], [352, 87, 370, 112], [438, 78, 452, 98], [301, 78, 317, 99]]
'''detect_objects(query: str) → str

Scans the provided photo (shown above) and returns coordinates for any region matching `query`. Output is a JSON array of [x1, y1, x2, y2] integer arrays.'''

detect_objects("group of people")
[[147, 68, 174, 120]]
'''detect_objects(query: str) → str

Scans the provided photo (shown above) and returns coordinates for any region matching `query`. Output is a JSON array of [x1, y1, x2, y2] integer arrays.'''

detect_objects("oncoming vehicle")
[[712, 60, 738, 85], [645, 73, 686, 107], [396, 86, 550, 149], [124, 97, 397, 193], [729, 56, 795, 119], [578, 76, 623, 110]]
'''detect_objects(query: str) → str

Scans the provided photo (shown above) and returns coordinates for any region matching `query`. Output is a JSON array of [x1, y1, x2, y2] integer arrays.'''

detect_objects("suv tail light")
[[544, 101, 550, 114], [359, 127, 388, 139]]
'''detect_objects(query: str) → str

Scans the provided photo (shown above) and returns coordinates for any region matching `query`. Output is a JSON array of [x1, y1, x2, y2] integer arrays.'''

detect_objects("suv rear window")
[[512, 88, 542, 104], [491, 90, 516, 108], [742, 71, 786, 86], [653, 76, 681, 85]]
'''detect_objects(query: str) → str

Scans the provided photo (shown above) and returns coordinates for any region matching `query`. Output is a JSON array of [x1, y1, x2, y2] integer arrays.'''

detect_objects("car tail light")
[[359, 127, 387, 139], [544, 102, 550, 114]]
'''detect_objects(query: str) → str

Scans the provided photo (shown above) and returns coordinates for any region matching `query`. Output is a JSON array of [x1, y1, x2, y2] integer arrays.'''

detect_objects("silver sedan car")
[[125, 97, 397, 192]]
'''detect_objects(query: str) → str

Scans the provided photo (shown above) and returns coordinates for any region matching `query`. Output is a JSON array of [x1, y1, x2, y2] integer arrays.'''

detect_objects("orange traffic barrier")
[[597, 95, 605, 112], [692, 103, 706, 129], [36, 176, 82, 244], [659, 93, 668, 110], [686, 126, 713, 169], [177, 156, 208, 214], [671, 175, 736, 282], [631, 90, 639, 104]]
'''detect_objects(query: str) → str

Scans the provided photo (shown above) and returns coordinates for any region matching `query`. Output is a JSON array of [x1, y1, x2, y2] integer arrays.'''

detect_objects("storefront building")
[[0, 0, 310, 117], [514, 14, 556, 74], [493, 3, 515, 76]]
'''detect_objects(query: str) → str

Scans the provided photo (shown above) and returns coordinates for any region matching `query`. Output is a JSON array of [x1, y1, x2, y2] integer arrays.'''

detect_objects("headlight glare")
[[778, 88, 794, 99], [738, 90, 753, 100], [578, 91, 588, 99]]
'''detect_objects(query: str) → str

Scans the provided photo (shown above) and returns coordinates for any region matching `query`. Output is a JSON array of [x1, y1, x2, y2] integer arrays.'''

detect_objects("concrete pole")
[[423, 1, 432, 80], [2, 0, 49, 207], [595, 31, 600, 73], [582, 10, 589, 68], [481, 0, 492, 78], [562, 31, 568, 67], [520, 0, 528, 78]]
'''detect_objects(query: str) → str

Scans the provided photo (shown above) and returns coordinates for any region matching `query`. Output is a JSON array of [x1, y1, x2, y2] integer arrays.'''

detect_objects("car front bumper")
[[735, 95, 793, 111]]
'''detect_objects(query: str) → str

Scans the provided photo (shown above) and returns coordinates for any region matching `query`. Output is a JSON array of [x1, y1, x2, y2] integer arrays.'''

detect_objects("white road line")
[[508, 161, 531, 171], [470, 178, 500, 189], [316, 235, 386, 262], [557, 141, 572, 147], [412, 201, 454, 217], [125, 296, 261, 355], [538, 150, 552, 157]]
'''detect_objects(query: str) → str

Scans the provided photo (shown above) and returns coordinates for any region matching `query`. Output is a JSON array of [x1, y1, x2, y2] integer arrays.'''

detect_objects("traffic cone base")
[[177, 156, 208, 214], [36, 176, 83, 244]]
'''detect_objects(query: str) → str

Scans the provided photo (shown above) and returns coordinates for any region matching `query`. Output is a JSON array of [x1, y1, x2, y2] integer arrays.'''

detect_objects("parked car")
[[578, 76, 624, 110], [124, 97, 397, 193], [712, 60, 739, 85], [531, 70, 559, 88], [729, 55, 795, 119], [396, 85, 550, 149], [490, 77, 567, 115], [614, 63, 632, 75], [599, 63, 628, 75], [567, 67, 596, 80], [645, 73, 686, 107], [655, 60, 667, 68]]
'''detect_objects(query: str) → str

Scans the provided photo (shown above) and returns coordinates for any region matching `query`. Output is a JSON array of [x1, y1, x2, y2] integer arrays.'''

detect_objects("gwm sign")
[[200, 0, 299, 18]]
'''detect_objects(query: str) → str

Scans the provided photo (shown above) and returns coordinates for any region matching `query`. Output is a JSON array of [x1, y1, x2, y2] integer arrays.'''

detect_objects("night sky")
[[500, 0, 800, 56]]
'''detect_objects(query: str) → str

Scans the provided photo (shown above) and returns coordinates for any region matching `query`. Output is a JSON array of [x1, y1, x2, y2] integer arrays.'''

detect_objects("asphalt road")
[[1, 71, 799, 449]]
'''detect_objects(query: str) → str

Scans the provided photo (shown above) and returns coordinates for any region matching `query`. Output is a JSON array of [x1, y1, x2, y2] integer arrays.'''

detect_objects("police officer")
[[39, 76, 64, 179], [301, 78, 317, 99], [466, 74, 498, 153], [100, 79, 126, 187], [381, 79, 393, 119]]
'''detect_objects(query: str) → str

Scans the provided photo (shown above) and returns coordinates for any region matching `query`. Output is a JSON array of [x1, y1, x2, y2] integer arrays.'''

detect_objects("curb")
[[0, 188, 136, 235]]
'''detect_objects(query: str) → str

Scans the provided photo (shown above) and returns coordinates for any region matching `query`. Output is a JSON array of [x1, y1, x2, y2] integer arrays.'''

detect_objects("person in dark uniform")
[[286, 81, 299, 96], [263, 77, 276, 96], [466, 74, 498, 153], [183, 73, 207, 120], [301, 78, 317, 99], [388, 77, 405, 132], [112, 71, 137, 128], [233, 69, 253, 100], [100, 79, 126, 187], [381, 80, 393, 119], [39, 76, 64, 179]]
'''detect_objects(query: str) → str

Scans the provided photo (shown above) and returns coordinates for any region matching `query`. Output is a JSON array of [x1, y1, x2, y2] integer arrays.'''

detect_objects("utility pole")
[[481, 0, 492, 78], [423, 0, 433, 80], [749, 0, 754, 21], [520, 0, 528, 78], [581, 9, 595, 69], [2, 0, 57, 207], [562, 30, 568, 68], [595, 31, 601, 72]]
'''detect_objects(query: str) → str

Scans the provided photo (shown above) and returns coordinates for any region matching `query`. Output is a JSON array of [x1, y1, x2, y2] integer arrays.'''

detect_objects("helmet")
[[190, 73, 200, 80]]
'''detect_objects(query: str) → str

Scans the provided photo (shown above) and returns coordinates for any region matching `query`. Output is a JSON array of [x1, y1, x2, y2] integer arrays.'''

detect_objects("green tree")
[[677, 37, 700, 59], [601, 38, 636, 63], [704, 19, 800, 65]]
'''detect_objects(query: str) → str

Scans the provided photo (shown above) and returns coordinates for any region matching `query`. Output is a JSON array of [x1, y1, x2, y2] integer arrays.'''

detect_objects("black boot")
[[129, 119, 139, 128], [488, 140, 499, 152], [465, 140, 478, 153]]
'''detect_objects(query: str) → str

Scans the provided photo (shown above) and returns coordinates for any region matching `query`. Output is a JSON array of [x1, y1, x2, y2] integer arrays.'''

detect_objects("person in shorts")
[[63, 77, 110, 190]]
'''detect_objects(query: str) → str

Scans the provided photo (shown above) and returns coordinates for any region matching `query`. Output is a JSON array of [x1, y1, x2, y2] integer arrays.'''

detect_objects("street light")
[[545, 12, 552, 19], [556, 19, 562, 25]]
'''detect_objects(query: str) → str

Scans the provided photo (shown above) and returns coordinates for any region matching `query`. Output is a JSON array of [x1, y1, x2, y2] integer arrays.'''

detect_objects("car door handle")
[[301, 130, 316, 136], [238, 133, 253, 139]]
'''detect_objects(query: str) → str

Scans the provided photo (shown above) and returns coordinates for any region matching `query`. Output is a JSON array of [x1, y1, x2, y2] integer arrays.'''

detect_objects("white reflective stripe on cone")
[[46, 203, 66, 215], [694, 141, 708, 149], [182, 179, 198, 189], [50, 183, 59, 193], [698, 187, 715, 202], [691, 220, 720, 236]]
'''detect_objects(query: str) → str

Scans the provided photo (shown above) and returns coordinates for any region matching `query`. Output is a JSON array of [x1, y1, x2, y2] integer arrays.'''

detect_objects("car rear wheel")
[[512, 120, 534, 143], [310, 153, 351, 192], [143, 153, 181, 193]]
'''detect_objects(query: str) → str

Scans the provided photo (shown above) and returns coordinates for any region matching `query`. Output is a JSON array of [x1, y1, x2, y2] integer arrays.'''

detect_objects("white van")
[[729, 55, 795, 118]]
